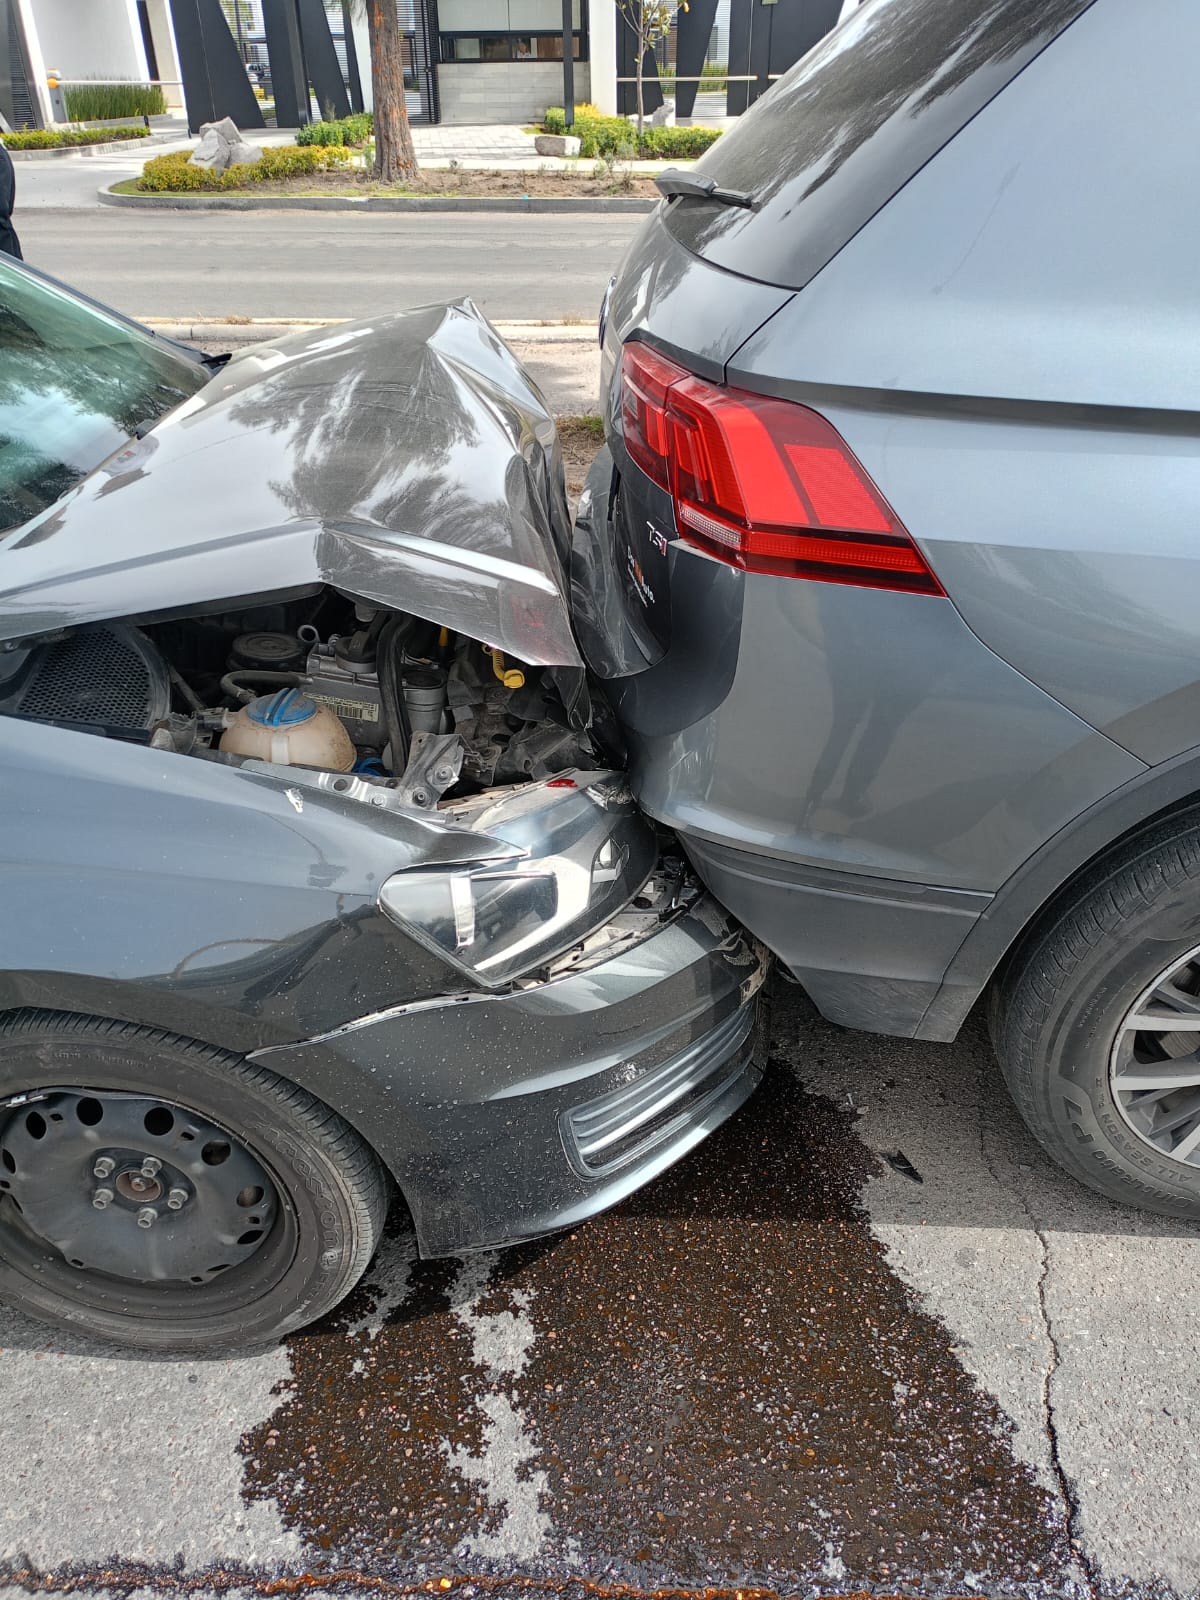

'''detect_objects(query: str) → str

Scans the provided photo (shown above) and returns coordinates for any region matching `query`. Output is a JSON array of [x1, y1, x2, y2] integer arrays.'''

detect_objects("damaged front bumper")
[[251, 882, 770, 1257]]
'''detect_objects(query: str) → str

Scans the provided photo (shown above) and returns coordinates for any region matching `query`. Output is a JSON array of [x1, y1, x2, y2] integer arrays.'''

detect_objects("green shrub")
[[637, 124, 722, 158], [255, 143, 352, 178], [63, 81, 166, 120], [3, 126, 152, 150], [296, 112, 372, 147], [542, 104, 630, 155], [578, 114, 635, 158], [135, 142, 351, 192], [135, 151, 221, 191], [297, 119, 347, 146], [543, 106, 722, 159]]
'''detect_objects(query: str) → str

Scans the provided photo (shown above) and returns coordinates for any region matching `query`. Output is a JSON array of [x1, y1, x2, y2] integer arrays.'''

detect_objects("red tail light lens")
[[618, 343, 943, 596]]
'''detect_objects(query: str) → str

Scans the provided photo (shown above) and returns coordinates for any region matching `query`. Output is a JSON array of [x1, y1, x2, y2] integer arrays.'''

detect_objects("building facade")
[[2, 0, 184, 126], [0, 0, 843, 133]]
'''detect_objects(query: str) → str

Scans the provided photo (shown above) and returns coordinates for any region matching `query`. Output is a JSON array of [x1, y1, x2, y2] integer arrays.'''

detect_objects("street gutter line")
[[0, 1569, 924, 1600]]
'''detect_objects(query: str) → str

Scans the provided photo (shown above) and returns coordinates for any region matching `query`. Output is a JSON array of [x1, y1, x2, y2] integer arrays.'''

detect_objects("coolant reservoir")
[[220, 689, 355, 771]]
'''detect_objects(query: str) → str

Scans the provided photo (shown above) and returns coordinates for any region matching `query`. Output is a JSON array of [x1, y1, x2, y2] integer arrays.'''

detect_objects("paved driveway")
[[0, 984, 1195, 1599]]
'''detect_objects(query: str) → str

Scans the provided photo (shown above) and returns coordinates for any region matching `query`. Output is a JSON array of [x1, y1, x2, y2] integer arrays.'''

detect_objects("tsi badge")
[[647, 524, 668, 556], [627, 551, 655, 606]]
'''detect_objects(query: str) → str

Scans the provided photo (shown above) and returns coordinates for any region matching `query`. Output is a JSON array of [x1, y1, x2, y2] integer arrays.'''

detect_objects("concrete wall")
[[29, 0, 148, 82], [438, 58, 588, 123]]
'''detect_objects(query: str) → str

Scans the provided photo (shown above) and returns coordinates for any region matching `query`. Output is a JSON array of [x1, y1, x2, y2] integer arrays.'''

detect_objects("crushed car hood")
[[0, 300, 582, 668]]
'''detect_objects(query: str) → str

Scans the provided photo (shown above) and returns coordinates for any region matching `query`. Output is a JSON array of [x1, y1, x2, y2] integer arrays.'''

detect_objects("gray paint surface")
[[580, 0, 1200, 1036], [730, 0, 1200, 764], [0, 293, 582, 669]]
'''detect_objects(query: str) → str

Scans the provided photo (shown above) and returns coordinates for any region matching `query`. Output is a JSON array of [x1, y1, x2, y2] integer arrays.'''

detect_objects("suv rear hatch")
[[657, 0, 1096, 292], [575, 0, 1098, 678]]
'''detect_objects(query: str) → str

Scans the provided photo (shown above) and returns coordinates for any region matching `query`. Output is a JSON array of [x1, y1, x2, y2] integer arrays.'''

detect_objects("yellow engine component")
[[486, 648, 525, 691]]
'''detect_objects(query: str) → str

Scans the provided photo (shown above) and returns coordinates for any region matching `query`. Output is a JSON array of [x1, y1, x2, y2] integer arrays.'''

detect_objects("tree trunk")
[[366, 0, 418, 184]]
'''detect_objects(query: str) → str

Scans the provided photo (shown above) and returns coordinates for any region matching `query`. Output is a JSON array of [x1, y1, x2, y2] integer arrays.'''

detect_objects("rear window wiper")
[[654, 168, 754, 209]]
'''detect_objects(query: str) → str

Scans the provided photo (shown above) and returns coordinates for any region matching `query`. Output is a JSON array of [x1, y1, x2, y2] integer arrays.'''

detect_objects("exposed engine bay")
[[0, 591, 618, 809]]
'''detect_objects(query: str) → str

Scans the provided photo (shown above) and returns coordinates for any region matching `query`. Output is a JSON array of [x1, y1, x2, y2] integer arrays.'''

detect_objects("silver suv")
[[573, 0, 1200, 1216]]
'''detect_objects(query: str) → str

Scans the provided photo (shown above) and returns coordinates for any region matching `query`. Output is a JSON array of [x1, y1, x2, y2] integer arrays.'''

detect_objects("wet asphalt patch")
[[240, 991, 1072, 1598]]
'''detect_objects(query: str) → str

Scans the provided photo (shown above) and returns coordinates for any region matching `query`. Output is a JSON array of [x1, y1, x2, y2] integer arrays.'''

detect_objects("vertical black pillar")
[[748, 0, 772, 105], [724, 0, 751, 113], [672, 0, 717, 119], [561, 0, 574, 125], [298, 0, 350, 119], [169, 0, 266, 132], [616, 4, 663, 117], [262, 0, 310, 127], [767, 0, 841, 76], [342, 0, 364, 113]]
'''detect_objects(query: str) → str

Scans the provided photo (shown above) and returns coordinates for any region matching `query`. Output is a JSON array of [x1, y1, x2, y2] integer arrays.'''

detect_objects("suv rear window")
[[662, 0, 1097, 290]]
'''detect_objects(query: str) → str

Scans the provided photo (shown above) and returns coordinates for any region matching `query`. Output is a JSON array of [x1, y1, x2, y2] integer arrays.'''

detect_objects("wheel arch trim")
[[919, 744, 1200, 1041]]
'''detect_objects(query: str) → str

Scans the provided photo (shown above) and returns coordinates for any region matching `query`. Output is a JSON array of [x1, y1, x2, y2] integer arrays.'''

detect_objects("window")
[[439, 0, 585, 62], [0, 262, 207, 537], [441, 32, 582, 60]]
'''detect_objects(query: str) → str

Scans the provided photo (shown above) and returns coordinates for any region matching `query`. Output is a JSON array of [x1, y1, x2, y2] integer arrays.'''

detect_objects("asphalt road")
[[1, 983, 1196, 1600], [18, 209, 637, 323]]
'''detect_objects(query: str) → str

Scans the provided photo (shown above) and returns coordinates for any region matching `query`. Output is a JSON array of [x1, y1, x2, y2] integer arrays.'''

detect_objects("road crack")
[[975, 1088, 1101, 1600]]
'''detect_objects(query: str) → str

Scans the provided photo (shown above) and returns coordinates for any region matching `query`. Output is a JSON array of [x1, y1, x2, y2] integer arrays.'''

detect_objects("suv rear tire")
[[0, 1012, 389, 1350], [992, 810, 1200, 1217]]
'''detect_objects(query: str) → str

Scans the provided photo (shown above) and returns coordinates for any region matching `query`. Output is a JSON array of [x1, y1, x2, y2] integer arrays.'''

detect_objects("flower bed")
[[135, 144, 353, 192]]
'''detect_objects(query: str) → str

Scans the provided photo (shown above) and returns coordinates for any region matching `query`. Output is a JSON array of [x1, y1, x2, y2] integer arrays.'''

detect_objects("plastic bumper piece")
[[252, 895, 770, 1256]]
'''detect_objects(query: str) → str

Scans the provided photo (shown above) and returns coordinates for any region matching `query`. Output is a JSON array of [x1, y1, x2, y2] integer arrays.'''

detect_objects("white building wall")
[[438, 59, 589, 124], [29, 0, 148, 85], [586, 0, 615, 113]]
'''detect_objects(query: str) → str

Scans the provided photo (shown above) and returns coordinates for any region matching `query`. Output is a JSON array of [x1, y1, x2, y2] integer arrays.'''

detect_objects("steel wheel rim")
[[1110, 942, 1200, 1167], [0, 1085, 294, 1315]]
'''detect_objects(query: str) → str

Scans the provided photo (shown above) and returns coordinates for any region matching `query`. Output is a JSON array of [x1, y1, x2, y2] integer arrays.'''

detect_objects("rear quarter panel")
[[728, 0, 1200, 766]]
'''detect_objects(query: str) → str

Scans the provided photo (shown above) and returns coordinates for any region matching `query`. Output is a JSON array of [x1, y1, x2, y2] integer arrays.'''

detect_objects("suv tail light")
[[619, 343, 943, 596]]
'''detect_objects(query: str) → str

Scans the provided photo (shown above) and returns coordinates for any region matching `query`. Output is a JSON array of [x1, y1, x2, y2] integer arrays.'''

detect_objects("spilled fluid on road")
[[241, 989, 1072, 1595]]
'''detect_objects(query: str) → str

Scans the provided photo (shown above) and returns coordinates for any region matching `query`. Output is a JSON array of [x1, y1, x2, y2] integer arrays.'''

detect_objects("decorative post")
[[561, 0, 574, 127]]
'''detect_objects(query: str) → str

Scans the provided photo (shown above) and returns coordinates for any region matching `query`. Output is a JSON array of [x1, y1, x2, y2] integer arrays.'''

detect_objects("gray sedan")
[[0, 260, 766, 1351]]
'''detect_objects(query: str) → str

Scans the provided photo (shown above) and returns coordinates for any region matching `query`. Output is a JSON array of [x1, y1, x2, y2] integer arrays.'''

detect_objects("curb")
[[145, 316, 599, 346], [99, 186, 656, 214]]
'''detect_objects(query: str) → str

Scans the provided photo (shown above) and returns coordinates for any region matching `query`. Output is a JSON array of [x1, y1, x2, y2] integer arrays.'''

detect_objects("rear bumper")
[[681, 834, 986, 1039], [575, 441, 1142, 1041], [252, 894, 769, 1256]]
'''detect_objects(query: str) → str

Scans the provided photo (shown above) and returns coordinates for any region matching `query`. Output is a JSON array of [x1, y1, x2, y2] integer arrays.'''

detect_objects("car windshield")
[[0, 260, 208, 535]]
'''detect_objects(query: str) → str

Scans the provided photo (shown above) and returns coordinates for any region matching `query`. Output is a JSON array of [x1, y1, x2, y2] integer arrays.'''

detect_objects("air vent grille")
[[14, 626, 170, 728]]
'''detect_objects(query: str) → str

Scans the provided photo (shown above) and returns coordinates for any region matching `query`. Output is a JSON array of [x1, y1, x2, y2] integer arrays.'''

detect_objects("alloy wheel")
[[1109, 944, 1200, 1167]]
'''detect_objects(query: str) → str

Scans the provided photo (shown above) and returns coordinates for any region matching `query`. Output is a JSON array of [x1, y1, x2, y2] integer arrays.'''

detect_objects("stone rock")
[[534, 133, 581, 157], [192, 116, 263, 173], [649, 98, 675, 126]]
